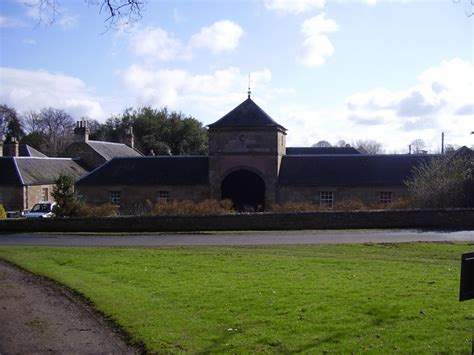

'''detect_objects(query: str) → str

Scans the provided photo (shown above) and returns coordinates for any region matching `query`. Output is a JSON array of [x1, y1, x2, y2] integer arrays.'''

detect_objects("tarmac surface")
[[1, 229, 474, 247]]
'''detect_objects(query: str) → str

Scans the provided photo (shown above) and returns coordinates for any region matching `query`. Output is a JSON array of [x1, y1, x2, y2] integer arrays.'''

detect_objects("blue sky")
[[1, 0, 473, 152]]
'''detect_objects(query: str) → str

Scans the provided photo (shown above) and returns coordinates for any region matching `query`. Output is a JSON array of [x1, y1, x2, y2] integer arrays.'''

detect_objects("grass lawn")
[[0, 243, 472, 353]]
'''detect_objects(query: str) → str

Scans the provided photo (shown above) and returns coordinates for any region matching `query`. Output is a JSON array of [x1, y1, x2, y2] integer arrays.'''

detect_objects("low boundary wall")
[[1, 209, 473, 233]]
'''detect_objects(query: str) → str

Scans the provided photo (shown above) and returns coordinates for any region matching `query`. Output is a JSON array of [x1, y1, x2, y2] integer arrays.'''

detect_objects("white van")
[[25, 201, 57, 219]]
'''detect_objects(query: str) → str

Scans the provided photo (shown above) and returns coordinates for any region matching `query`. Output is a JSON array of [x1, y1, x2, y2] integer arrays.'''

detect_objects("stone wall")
[[0, 186, 24, 211], [65, 143, 104, 170], [278, 185, 409, 205], [1, 209, 473, 232], [26, 184, 55, 209], [78, 184, 210, 213]]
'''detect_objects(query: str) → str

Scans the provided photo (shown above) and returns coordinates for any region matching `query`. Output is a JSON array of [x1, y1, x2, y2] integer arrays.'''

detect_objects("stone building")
[[77, 96, 433, 211], [65, 120, 142, 170], [0, 157, 87, 211]]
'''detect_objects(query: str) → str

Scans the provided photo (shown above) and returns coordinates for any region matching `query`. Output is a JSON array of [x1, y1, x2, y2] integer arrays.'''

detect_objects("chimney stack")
[[0, 141, 3, 157], [4, 137, 19, 156], [74, 120, 89, 143], [124, 127, 134, 149]]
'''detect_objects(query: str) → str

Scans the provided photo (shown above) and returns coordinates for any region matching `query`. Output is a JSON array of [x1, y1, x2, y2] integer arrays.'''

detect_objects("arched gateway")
[[221, 169, 265, 211]]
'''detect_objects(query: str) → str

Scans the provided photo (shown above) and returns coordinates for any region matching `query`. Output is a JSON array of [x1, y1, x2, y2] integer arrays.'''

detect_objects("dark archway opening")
[[221, 170, 265, 212]]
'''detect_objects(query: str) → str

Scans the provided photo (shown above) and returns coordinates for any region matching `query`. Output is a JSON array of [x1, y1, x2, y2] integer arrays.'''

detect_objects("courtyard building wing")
[[278, 155, 436, 186], [77, 156, 210, 186]]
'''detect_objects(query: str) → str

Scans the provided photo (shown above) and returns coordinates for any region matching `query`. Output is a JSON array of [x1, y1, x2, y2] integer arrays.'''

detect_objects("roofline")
[[12, 157, 25, 186]]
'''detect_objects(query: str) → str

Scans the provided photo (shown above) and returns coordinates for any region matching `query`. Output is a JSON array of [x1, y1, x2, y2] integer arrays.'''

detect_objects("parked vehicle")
[[25, 202, 57, 219]]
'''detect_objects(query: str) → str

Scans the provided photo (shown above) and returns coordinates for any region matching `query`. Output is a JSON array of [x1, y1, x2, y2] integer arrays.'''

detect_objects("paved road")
[[0, 229, 474, 247]]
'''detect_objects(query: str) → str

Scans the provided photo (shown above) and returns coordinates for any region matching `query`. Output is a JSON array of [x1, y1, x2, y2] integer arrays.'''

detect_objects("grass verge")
[[0, 243, 472, 353]]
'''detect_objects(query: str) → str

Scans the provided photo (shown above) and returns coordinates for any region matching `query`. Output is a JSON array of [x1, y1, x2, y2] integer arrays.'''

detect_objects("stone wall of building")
[[78, 184, 211, 212], [208, 127, 286, 206], [278, 185, 409, 206], [0, 186, 24, 211], [65, 143, 104, 170], [25, 184, 55, 209]]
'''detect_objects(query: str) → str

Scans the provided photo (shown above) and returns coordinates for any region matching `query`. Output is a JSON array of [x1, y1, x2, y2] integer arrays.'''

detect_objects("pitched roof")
[[286, 147, 361, 155], [0, 158, 23, 185], [87, 141, 142, 160], [14, 157, 88, 185], [78, 156, 209, 186], [208, 98, 286, 130], [278, 154, 436, 186], [2, 144, 47, 157]]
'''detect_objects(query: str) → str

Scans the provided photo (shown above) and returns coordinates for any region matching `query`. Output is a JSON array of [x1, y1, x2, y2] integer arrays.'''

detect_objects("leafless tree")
[[353, 139, 384, 154], [453, 0, 474, 17], [410, 139, 427, 154], [406, 150, 474, 208], [25, 0, 145, 28], [312, 140, 332, 148]]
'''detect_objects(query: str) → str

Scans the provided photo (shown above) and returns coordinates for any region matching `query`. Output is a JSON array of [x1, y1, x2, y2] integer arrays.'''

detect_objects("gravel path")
[[0, 259, 140, 354]]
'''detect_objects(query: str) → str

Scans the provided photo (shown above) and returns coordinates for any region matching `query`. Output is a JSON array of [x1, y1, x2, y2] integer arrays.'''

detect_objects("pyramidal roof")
[[208, 97, 286, 130]]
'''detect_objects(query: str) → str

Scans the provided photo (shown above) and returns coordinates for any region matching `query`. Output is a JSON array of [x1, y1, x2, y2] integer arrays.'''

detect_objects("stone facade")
[[79, 184, 210, 212], [208, 127, 286, 207]]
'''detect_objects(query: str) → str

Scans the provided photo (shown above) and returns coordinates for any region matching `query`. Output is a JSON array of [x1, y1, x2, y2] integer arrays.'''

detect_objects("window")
[[0, 192, 3, 205], [158, 190, 170, 203], [379, 191, 392, 204], [320, 191, 334, 209], [41, 188, 49, 201], [110, 191, 121, 205]]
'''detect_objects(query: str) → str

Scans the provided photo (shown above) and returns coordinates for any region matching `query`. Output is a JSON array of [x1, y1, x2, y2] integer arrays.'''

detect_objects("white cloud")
[[129, 26, 185, 61], [299, 13, 339, 67], [342, 58, 474, 150], [129, 20, 243, 62], [121, 66, 273, 119], [22, 39, 37, 45], [57, 13, 79, 30], [263, 0, 326, 14], [190, 20, 244, 54], [0, 15, 25, 28], [0, 67, 106, 120]]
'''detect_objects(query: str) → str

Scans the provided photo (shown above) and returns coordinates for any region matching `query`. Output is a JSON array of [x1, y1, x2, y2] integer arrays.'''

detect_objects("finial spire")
[[247, 73, 251, 99]]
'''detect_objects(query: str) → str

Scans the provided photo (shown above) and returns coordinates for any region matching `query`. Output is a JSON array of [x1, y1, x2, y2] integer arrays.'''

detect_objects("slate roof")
[[0, 158, 22, 186], [278, 154, 436, 186], [286, 147, 361, 155], [2, 144, 47, 157], [87, 141, 142, 160], [0, 157, 88, 186], [208, 98, 286, 130], [78, 156, 209, 186]]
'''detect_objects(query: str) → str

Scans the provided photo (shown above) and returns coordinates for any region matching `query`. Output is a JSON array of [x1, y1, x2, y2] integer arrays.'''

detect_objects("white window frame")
[[158, 190, 170, 203], [41, 187, 49, 201], [110, 191, 121, 205], [379, 191, 393, 204], [319, 191, 334, 209]]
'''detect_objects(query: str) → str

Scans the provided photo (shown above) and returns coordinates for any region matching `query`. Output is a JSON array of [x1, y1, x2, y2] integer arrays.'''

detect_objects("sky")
[[0, 0, 473, 153]]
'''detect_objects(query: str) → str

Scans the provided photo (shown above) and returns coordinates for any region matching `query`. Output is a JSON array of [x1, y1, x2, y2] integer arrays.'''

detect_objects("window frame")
[[109, 191, 121, 206], [379, 191, 393, 204], [319, 191, 334, 209], [158, 190, 171, 203]]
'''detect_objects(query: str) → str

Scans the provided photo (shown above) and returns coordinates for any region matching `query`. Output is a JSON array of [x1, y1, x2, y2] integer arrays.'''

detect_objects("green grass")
[[0, 243, 472, 353]]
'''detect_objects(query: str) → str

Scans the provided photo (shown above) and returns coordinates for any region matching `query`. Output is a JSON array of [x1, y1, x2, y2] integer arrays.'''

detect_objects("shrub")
[[81, 203, 119, 217], [0, 205, 6, 219], [271, 201, 320, 213], [334, 198, 367, 211], [150, 199, 234, 216], [406, 153, 474, 208]]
